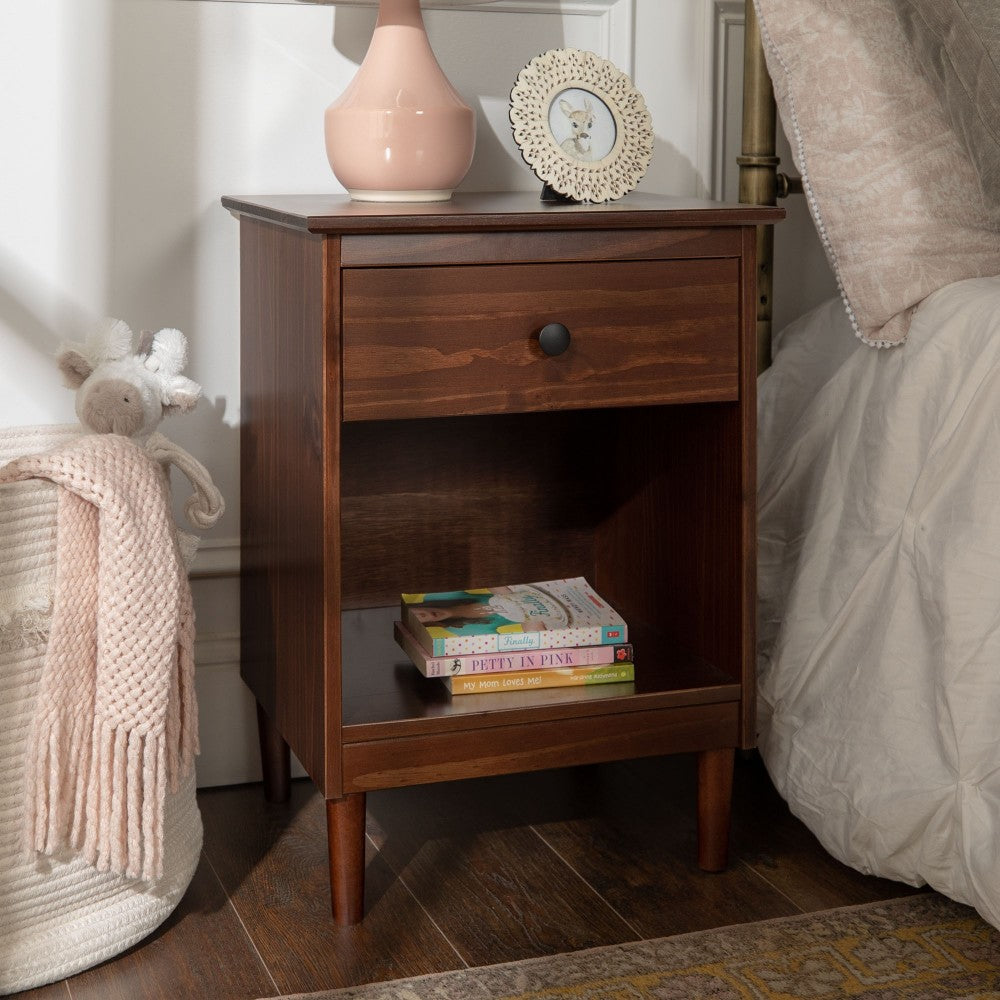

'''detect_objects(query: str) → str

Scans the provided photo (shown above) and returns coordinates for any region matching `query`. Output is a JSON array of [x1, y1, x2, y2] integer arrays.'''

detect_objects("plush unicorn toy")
[[57, 318, 200, 444], [56, 318, 224, 535]]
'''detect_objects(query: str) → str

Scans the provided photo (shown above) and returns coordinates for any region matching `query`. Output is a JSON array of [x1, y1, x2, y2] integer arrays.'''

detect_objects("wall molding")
[[712, 1, 744, 202], [448, 1, 634, 76], [193, 629, 308, 787], [346, 0, 636, 76], [193, 0, 636, 76], [194, 630, 240, 667], [698, 1, 743, 201], [189, 535, 240, 579]]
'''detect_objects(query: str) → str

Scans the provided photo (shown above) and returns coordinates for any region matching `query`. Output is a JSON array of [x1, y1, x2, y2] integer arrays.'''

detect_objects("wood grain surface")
[[35, 753, 925, 998], [238, 217, 343, 798], [339, 226, 739, 267], [341, 258, 739, 421], [222, 191, 784, 235], [232, 195, 763, 918]]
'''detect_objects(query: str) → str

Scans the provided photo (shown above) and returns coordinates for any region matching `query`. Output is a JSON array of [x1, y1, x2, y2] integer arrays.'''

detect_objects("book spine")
[[446, 663, 635, 695], [428, 622, 629, 657], [426, 643, 633, 677]]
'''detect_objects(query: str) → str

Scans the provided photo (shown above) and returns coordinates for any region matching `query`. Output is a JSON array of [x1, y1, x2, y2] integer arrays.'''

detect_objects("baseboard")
[[189, 536, 240, 579], [193, 631, 305, 788]]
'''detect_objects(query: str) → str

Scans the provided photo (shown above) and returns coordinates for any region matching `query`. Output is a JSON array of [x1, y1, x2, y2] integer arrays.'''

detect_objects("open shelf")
[[341, 606, 740, 741]]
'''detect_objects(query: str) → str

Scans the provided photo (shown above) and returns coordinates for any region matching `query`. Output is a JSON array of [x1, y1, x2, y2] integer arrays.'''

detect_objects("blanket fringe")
[[25, 713, 175, 882], [7, 435, 201, 884]]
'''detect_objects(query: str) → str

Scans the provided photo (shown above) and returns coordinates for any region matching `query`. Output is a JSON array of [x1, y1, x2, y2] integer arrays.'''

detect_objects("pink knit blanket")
[[0, 433, 197, 881]]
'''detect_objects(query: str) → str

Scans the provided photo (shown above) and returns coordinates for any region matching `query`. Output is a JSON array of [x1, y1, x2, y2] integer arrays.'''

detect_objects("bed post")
[[738, 0, 779, 373]]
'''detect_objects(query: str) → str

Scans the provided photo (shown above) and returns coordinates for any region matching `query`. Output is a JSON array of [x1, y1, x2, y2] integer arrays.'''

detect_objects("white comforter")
[[757, 276, 1000, 927]]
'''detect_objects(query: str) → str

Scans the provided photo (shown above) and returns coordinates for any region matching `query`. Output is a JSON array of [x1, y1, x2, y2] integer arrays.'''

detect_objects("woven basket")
[[0, 425, 202, 995]]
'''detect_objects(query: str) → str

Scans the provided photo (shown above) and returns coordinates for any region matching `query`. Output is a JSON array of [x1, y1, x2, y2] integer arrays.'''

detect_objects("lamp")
[[324, 0, 479, 202]]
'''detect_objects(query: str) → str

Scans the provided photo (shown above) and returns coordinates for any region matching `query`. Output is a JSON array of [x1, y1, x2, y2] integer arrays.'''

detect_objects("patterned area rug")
[[264, 894, 1000, 1000]]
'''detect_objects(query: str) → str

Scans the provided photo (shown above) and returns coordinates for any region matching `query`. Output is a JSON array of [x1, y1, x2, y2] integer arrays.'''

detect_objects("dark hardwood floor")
[[21, 752, 925, 999]]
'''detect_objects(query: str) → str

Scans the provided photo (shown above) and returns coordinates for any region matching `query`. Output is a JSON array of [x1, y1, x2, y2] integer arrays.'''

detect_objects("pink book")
[[395, 621, 634, 678]]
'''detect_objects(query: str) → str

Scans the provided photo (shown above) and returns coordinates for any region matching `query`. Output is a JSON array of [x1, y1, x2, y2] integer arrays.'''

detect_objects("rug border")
[[262, 891, 956, 1000]]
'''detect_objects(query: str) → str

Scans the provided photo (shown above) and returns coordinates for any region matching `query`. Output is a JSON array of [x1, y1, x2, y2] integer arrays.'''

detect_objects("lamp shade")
[[324, 0, 476, 201]]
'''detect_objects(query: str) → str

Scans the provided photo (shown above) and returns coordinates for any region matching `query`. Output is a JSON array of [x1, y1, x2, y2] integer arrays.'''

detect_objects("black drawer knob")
[[538, 322, 571, 357]]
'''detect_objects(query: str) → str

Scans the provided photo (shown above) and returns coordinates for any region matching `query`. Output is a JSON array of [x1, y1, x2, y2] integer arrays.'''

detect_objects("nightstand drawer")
[[341, 258, 739, 421]]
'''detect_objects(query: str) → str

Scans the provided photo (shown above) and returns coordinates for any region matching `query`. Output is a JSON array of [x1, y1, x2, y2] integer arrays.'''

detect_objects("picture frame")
[[509, 48, 654, 204]]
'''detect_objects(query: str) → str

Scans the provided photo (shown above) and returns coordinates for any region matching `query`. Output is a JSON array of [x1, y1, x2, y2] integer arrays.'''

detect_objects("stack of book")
[[394, 577, 634, 695]]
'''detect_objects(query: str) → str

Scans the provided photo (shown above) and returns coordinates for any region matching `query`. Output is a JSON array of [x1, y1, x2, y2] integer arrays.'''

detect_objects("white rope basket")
[[0, 425, 201, 995]]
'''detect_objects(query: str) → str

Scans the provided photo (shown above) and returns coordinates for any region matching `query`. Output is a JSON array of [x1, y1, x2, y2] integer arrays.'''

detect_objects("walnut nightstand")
[[223, 191, 783, 924]]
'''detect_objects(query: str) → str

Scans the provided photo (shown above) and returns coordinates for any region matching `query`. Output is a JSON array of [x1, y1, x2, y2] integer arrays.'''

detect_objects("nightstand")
[[222, 191, 783, 924]]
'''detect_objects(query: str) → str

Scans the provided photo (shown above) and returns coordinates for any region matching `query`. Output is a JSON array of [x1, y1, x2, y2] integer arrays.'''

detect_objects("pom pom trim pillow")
[[895, 0, 1000, 210], [753, 0, 1000, 348]]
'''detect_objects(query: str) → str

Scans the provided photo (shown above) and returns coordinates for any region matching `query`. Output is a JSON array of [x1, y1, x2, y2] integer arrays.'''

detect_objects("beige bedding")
[[757, 277, 1000, 928]]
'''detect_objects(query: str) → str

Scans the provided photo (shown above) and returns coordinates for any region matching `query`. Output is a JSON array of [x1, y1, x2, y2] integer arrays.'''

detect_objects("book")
[[395, 621, 634, 677], [400, 577, 628, 657], [444, 662, 635, 695]]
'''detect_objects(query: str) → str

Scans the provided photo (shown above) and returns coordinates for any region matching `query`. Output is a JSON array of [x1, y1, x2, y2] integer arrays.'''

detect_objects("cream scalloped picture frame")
[[509, 48, 654, 203]]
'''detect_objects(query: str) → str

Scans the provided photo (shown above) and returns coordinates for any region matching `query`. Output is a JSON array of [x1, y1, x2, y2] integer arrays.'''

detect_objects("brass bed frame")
[[738, 0, 801, 372]]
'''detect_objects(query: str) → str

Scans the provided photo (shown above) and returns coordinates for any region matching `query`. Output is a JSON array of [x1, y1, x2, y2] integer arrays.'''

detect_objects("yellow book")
[[444, 663, 634, 695]]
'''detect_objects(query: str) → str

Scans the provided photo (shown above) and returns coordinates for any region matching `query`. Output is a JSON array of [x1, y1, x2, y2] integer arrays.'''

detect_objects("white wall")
[[0, 0, 832, 786]]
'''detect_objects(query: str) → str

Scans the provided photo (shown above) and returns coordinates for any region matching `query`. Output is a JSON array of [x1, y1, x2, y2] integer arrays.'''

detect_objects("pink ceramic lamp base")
[[348, 188, 454, 203], [325, 0, 475, 202]]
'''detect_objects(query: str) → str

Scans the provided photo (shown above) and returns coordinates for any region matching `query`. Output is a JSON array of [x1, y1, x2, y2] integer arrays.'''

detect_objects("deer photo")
[[558, 97, 596, 161]]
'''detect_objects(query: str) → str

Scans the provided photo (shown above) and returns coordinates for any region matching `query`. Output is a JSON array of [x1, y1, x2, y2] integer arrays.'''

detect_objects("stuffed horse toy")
[[56, 318, 224, 539]]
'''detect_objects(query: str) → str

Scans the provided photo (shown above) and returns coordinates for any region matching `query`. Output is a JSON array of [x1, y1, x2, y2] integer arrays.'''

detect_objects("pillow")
[[753, 0, 1000, 347], [895, 1, 1000, 208]]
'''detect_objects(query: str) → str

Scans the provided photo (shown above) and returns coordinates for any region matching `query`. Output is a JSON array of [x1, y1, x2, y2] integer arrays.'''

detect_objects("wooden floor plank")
[[26, 749, 937, 998], [12, 981, 71, 999], [521, 757, 802, 937], [198, 780, 462, 995], [64, 855, 274, 1000], [366, 771, 641, 966], [729, 752, 927, 911]]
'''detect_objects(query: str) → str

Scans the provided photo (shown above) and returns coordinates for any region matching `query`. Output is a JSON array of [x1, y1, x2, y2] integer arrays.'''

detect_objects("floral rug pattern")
[[265, 894, 1000, 1000]]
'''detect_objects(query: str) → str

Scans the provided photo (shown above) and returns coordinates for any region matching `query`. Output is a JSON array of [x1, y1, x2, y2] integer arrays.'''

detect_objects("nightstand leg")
[[326, 793, 367, 925], [255, 701, 290, 804], [697, 747, 734, 872]]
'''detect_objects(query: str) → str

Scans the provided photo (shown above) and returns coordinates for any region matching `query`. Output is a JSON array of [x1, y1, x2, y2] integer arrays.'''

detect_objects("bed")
[[745, 1, 1000, 927]]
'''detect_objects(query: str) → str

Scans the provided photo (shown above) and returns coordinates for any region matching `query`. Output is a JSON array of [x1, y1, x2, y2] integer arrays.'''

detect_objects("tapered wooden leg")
[[255, 702, 290, 804], [697, 747, 735, 872], [326, 793, 367, 925]]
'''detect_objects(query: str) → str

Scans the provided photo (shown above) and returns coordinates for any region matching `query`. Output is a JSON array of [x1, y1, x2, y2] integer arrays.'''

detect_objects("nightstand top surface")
[[222, 190, 784, 235]]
